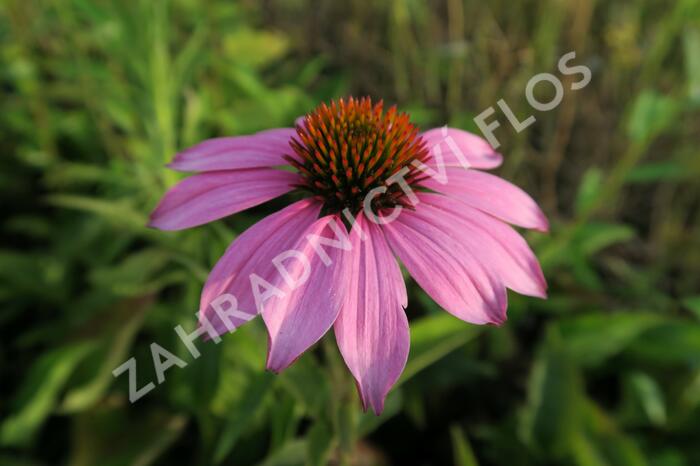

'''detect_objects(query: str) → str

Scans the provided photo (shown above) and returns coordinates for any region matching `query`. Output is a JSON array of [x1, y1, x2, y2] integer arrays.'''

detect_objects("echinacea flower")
[[149, 97, 548, 414]]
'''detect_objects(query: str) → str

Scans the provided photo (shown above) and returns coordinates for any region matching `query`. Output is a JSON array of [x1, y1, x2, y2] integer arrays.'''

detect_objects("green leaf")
[[269, 394, 299, 451], [60, 299, 151, 413], [575, 168, 603, 215], [577, 401, 649, 466], [626, 162, 689, 183], [627, 320, 700, 364], [450, 424, 479, 466], [47, 195, 148, 231], [356, 390, 403, 436], [627, 372, 667, 426], [222, 28, 289, 69], [257, 439, 307, 466], [575, 222, 635, 256], [1, 341, 97, 446], [89, 248, 180, 296], [556, 312, 663, 367], [306, 420, 334, 466], [683, 27, 700, 105], [69, 406, 186, 466], [278, 354, 330, 417], [44, 162, 114, 188], [569, 433, 609, 466], [520, 330, 583, 457], [213, 371, 275, 464], [626, 90, 680, 144], [682, 296, 700, 320], [399, 313, 481, 384]]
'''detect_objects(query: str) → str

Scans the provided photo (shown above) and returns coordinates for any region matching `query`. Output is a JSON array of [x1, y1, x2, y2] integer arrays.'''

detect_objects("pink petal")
[[167, 128, 297, 172], [148, 168, 298, 231], [421, 168, 549, 231], [262, 215, 351, 372], [421, 127, 503, 170], [383, 207, 507, 325], [334, 214, 409, 415], [199, 199, 322, 335], [419, 193, 547, 298]]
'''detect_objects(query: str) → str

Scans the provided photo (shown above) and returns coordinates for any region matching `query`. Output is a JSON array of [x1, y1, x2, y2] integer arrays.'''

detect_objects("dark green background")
[[2, 0, 699, 465]]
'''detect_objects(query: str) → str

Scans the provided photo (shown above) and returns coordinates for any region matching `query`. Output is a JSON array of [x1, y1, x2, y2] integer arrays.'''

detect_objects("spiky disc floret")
[[285, 97, 430, 215]]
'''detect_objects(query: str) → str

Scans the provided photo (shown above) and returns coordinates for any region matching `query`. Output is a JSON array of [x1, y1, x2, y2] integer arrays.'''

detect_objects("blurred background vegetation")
[[2, 0, 700, 464]]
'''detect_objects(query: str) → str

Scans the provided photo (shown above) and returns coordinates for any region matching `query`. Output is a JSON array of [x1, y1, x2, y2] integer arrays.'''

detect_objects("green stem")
[[322, 336, 356, 465]]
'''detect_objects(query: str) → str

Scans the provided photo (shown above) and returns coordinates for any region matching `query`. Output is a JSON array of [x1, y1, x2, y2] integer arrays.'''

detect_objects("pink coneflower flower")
[[149, 97, 547, 414]]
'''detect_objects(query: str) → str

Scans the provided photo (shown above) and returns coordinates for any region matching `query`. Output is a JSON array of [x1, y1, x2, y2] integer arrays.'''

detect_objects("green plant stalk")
[[322, 336, 356, 466], [149, 0, 178, 188]]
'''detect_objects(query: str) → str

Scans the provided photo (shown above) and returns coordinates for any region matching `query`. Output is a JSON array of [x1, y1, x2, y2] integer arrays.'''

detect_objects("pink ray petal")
[[421, 127, 503, 170], [148, 168, 298, 231], [262, 215, 351, 372], [334, 214, 409, 415], [384, 208, 507, 325], [422, 168, 549, 231], [420, 193, 547, 298], [198, 198, 322, 335], [167, 128, 297, 172]]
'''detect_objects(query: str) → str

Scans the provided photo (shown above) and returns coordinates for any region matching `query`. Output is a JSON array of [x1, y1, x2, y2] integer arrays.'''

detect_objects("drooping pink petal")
[[419, 193, 547, 298], [383, 208, 507, 325], [148, 168, 298, 231], [198, 198, 322, 335], [167, 128, 297, 172], [334, 214, 409, 415], [421, 127, 503, 170], [422, 168, 549, 231], [262, 215, 351, 372]]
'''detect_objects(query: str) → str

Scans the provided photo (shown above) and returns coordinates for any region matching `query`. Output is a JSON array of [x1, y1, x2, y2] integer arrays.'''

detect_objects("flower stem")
[[322, 336, 357, 465]]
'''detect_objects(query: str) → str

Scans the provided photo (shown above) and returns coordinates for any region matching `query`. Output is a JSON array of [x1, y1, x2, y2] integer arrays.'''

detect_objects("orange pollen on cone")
[[284, 96, 430, 215]]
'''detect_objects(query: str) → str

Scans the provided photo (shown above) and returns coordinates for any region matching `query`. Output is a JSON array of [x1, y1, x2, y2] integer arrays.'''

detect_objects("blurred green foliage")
[[2, 0, 700, 465]]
